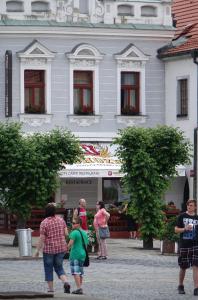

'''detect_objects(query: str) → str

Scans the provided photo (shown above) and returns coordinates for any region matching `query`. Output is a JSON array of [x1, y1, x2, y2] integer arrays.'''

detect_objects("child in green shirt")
[[68, 216, 88, 295]]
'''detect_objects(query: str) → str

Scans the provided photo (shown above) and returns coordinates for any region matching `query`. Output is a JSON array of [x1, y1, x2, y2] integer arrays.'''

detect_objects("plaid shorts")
[[70, 259, 84, 276], [178, 245, 198, 269]]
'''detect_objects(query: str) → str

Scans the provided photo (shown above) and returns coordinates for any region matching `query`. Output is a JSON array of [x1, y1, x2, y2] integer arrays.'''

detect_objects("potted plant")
[[74, 105, 94, 115], [25, 104, 45, 114], [159, 216, 179, 254], [121, 105, 139, 116]]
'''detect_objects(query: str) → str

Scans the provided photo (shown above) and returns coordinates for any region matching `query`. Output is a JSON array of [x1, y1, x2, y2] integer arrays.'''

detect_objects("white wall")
[[165, 57, 197, 148], [165, 57, 197, 200]]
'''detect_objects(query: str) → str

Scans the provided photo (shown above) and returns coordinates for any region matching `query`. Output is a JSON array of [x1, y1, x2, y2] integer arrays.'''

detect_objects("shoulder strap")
[[77, 229, 87, 250]]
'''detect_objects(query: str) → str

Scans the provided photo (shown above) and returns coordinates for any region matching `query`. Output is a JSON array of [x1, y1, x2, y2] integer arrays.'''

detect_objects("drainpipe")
[[192, 50, 198, 201]]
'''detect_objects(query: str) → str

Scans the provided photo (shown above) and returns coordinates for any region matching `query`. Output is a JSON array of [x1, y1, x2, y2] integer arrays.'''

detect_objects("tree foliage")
[[0, 122, 83, 219], [113, 126, 191, 248]]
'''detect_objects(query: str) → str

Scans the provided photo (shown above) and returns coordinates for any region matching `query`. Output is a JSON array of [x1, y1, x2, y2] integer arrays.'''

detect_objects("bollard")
[[16, 228, 32, 257]]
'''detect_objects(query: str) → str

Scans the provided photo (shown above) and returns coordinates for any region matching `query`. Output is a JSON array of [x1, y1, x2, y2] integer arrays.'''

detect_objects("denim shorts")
[[70, 259, 84, 276], [43, 252, 66, 281]]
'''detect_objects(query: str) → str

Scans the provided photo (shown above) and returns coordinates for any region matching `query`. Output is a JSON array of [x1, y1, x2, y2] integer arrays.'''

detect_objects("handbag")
[[63, 252, 69, 260], [98, 226, 110, 239], [77, 229, 89, 267]]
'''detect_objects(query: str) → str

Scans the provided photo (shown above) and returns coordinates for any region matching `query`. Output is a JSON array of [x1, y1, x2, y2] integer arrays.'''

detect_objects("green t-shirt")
[[69, 229, 88, 261]]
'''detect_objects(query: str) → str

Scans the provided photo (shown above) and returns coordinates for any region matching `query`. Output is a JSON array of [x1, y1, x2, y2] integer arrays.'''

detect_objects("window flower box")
[[74, 106, 94, 115]]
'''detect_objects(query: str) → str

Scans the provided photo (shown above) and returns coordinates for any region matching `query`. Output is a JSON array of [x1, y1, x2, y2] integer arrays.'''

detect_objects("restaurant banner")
[[59, 143, 122, 178]]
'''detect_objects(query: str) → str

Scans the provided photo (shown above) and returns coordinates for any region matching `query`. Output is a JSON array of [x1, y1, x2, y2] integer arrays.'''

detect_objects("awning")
[[59, 144, 186, 178]]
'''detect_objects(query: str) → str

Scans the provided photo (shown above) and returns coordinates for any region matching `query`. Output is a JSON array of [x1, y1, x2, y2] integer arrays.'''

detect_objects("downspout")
[[192, 50, 198, 201]]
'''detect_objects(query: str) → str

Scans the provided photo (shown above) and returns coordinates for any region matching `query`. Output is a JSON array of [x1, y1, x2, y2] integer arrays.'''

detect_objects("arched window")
[[141, 6, 157, 17], [6, 1, 24, 12], [118, 5, 134, 16], [31, 1, 49, 12]]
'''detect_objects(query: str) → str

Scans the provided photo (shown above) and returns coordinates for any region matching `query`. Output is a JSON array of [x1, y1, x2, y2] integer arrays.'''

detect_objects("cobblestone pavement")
[[0, 234, 195, 300]]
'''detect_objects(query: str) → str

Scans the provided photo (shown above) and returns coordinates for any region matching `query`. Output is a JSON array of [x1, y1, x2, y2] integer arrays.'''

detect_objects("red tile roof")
[[158, 0, 198, 57]]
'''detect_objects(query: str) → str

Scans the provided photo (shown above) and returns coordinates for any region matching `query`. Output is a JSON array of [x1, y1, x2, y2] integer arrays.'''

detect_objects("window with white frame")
[[6, 0, 24, 12], [17, 40, 55, 126], [114, 44, 149, 123], [74, 71, 94, 115], [141, 5, 157, 17], [177, 78, 188, 118], [121, 72, 140, 115], [79, 0, 89, 14], [66, 43, 104, 116], [118, 5, 134, 16], [31, 1, 49, 12], [24, 70, 45, 114]]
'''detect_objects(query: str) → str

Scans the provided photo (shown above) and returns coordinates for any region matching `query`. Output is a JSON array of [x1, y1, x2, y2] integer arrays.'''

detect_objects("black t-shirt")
[[176, 212, 198, 248]]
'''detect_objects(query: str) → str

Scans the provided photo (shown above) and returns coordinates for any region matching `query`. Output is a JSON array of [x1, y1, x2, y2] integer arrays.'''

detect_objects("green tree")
[[113, 126, 191, 249], [0, 122, 83, 238]]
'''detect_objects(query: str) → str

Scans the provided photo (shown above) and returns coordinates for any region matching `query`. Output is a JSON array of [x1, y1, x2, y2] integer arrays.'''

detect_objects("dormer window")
[[141, 6, 157, 17], [118, 5, 134, 16], [6, 1, 24, 12], [31, 1, 49, 12]]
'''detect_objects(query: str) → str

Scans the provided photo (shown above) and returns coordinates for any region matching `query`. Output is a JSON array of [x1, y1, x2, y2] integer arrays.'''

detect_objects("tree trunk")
[[13, 217, 26, 247], [143, 236, 153, 249]]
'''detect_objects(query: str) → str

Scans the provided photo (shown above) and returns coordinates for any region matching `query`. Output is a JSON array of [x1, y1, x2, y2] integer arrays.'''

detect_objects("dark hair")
[[45, 203, 56, 217], [97, 201, 105, 209]]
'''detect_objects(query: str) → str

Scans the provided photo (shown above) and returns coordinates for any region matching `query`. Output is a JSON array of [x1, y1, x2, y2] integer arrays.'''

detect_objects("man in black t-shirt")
[[175, 199, 198, 296]]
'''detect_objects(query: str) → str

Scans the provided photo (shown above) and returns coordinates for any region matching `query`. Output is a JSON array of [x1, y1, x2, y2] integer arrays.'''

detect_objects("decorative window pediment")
[[17, 40, 55, 125], [66, 43, 104, 66], [114, 44, 149, 123], [114, 43, 149, 67], [67, 43, 104, 124], [17, 39, 55, 61]]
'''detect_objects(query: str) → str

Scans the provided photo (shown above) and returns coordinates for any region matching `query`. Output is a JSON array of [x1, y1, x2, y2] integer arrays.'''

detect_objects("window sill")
[[115, 114, 147, 126], [18, 113, 53, 127], [177, 115, 189, 120], [67, 114, 102, 127]]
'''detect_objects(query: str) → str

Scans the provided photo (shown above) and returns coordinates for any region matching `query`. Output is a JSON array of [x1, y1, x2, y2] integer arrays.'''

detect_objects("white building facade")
[[0, 0, 187, 209]]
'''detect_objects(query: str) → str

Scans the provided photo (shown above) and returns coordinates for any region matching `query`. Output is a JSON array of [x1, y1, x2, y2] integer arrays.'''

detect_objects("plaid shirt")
[[40, 216, 67, 254]]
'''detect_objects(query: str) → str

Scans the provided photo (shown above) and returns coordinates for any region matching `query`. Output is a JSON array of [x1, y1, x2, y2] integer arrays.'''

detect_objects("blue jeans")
[[43, 252, 66, 281]]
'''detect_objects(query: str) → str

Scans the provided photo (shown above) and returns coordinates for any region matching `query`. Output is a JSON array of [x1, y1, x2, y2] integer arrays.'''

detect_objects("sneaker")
[[178, 285, 185, 294], [96, 256, 102, 260], [64, 282, 70, 294], [71, 288, 83, 295], [194, 288, 198, 296], [101, 256, 107, 260]]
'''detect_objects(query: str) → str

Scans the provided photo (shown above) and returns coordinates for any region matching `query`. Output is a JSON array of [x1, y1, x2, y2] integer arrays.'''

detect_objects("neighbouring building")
[[0, 0, 187, 210], [158, 0, 198, 209]]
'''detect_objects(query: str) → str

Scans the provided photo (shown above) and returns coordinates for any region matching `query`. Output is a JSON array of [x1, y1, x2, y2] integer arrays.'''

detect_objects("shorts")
[[43, 252, 66, 281], [70, 259, 84, 276], [178, 245, 198, 269]]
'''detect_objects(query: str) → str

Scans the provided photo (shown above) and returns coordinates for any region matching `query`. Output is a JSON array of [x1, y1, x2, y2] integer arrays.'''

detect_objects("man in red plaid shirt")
[[35, 203, 70, 294]]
